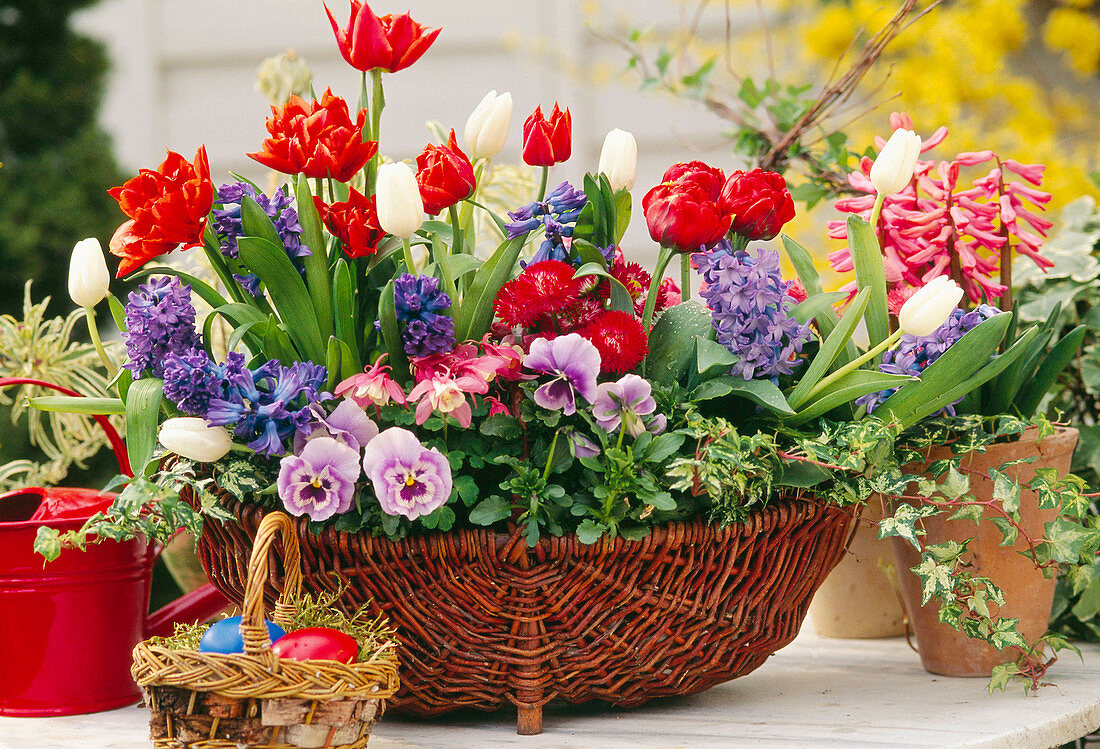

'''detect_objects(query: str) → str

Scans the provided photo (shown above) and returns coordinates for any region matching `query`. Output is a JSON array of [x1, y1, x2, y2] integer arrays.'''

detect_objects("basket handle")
[[241, 511, 302, 655]]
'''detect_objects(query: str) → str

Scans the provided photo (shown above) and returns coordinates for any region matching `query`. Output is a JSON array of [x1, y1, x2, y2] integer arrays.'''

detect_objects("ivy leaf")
[[34, 526, 62, 562], [878, 503, 937, 550], [989, 469, 1020, 514], [940, 465, 970, 499], [988, 618, 1028, 651], [1047, 518, 1100, 564], [990, 516, 1020, 546], [988, 662, 1019, 693], [928, 539, 969, 563], [947, 504, 984, 526], [913, 555, 956, 605], [469, 496, 512, 526]]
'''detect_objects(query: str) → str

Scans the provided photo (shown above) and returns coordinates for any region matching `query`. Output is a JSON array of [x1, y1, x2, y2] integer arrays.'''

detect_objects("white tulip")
[[68, 238, 110, 308], [159, 417, 233, 463], [464, 90, 512, 160], [898, 276, 964, 337], [376, 162, 424, 238], [597, 128, 637, 192], [870, 128, 922, 196]]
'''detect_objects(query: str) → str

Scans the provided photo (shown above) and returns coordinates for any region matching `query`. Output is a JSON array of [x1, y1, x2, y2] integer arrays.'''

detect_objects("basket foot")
[[517, 704, 542, 735]]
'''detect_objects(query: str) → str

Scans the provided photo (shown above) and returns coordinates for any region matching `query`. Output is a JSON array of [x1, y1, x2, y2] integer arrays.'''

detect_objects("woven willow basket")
[[193, 492, 853, 735], [132, 512, 400, 748]]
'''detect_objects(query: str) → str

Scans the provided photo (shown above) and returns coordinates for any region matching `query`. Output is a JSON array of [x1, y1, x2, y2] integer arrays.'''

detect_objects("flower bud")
[[68, 237, 111, 308], [898, 276, 963, 337], [255, 50, 313, 106], [376, 162, 424, 238], [159, 417, 233, 463], [464, 90, 512, 160], [597, 128, 637, 192], [869, 128, 922, 196]]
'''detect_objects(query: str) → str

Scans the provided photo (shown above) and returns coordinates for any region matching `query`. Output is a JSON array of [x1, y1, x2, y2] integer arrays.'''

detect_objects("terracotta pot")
[[810, 500, 907, 638], [891, 426, 1078, 677]]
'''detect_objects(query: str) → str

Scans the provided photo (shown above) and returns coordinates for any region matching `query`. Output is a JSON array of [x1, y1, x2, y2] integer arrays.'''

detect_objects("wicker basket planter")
[[194, 493, 853, 734], [133, 513, 400, 748]]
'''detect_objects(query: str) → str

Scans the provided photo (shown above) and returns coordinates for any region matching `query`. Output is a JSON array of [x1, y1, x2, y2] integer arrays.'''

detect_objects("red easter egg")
[[271, 627, 358, 663]]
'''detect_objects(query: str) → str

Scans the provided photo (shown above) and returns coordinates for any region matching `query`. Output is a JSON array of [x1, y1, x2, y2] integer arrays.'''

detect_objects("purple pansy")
[[591, 374, 658, 438], [294, 399, 379, 453], [694, 244, 810, 381], [859, 304, 1000, 414], [277, 437, 361, 521], [123, 277, 202, 379], [361, 427, 452, 520], [212, 182, 311, 297], [523, 334, 601, 416], [394, 273, 455, 357]]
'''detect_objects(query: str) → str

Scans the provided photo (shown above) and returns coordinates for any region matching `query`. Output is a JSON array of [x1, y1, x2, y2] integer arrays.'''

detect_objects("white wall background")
[[72, 0, 759, 266]]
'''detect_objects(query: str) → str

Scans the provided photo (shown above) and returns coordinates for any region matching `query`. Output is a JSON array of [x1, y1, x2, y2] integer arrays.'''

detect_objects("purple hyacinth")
[[506, 181, 588, 267], [123, 277, 202, 379], [695, 244, 810, 381], [277, 437, 361, 521], [361, 427, 452, 520], [205, 358, 329, 456], [394, 273, 455, 357], [524, 334, 601, 416], [212, 182, 311, 297], [858, 304, 1000, 414], [591, 374, 658, 438]]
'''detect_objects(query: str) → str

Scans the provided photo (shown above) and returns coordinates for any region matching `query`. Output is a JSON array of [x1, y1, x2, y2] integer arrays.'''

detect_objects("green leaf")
[[107, 293, 128, 333], [29, 396, 125, 415], [453, 475, 480, 507], [644, 301, 714, 387], [454, 235, 526, 343], [641, 433, 686, 463], [691, 376, 796, 415], [788, 369, 913, 425], [775, 461, 830, 487], [237, 236, 325, 363], [331, 259, 363, 372], [126, 377, 164, 475], [1013, 325, 1087, 418], [787, 287, 871, 409], [613, 190, 632, 244], [913, 555, 955, 605], [1047, 518, 1100, 564], [988, 618, 1028, 651], [378, 279, 410, 382], [695, 336, 738, 379], [576, 519, 606, 545], [34, 526, 63, 562], [789, 292, 847, 325], [847, 215, 889, 362], [988, 662, 1018, 693], [132, 267, 229, 312], [877, 313, 1012, 429], [574, 262, 633, 313], [878, 502, 938, 550], [940, 465, 970, 499], [991, 469, 1020, 513], [469, 495, 512, 525], [293, 175, 335, 341]]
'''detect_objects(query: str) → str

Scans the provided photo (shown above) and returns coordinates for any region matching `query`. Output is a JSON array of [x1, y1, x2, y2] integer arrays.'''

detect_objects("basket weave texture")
[[194, 493, 852, 734], [132, 512, 400, 749]]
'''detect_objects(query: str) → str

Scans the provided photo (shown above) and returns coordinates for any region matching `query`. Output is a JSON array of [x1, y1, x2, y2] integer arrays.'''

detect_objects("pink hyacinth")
[[828, 112, 1053, 304]]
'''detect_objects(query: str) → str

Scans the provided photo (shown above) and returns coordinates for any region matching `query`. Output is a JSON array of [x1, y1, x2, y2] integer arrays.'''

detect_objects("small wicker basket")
[[131, 512, 400, 749]]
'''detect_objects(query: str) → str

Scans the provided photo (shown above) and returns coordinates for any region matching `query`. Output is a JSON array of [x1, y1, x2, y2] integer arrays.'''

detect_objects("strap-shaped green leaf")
[[691, 375, 795, 415], [126, 377, 164, 476], [378, 278, 410, 383], [790, 291, 848, 325], [782, 234, 854, 363], [787, 287, 870, 410], [877, 313, 1013, 427], [847, 215, 889, 363], [132, 267, 229, 311], [237, 236, 325, 363], [454, 235, 526, 343], [30, 396, 126, 415], [240, 194, 284, 248], [789, 370, 914, 425], [1013, 325, 1086, 418], [331, 259, 362, 373], [293, 175, 334, 341]]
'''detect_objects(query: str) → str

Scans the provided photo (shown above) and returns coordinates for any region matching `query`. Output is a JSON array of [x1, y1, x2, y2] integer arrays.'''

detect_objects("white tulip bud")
[[464, 90, 512, 160], [870, 128, 922, 196], [68, 238, 111, 308], [159, 417, 233, 463], [376, 162, 424, 238], [597, 128, 637, 192], [898, 276, 964, 337]]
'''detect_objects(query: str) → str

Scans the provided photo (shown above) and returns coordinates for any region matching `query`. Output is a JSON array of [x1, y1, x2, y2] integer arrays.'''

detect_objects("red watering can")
[[0, 378, 228, 716]]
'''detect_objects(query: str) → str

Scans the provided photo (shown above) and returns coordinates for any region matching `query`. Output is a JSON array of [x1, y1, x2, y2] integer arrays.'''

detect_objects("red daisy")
[[494, 260, 581, 328], [580, 310, 649, 374]]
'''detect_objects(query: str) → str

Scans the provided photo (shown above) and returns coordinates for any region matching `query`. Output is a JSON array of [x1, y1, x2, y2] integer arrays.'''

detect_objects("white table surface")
[[3, 629, 1099, 749]]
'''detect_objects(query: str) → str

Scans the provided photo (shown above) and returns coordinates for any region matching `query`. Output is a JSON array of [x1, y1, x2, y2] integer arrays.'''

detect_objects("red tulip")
[[107, 146, 214, 277], [720, 168, 796, 241], [522, 104, 571, 167], [324, 1, 440, 73], [248, 89, 377, 183], [314, 188, 386, 259], [642, 160, 732, 251], [415, 129, 476, 215]]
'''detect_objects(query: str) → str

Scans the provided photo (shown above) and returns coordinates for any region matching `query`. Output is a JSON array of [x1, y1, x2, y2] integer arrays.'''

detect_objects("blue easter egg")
[[198, 615, 286, 654]]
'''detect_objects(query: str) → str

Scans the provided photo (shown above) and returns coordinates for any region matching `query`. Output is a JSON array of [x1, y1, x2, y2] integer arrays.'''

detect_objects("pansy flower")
[[362, 427, 451, 520]]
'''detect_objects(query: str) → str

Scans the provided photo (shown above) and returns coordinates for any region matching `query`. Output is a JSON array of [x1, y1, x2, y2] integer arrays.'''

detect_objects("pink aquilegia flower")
[[591, 374, 658, 438], [362, 427, 451, 520], [408, 374, 474, 427], [523, 333, 600, 415], [335, 355, 407, 407], [485, 396, 511, 417], [277, 437, 362, 521], [294, 399, 379, 453]]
